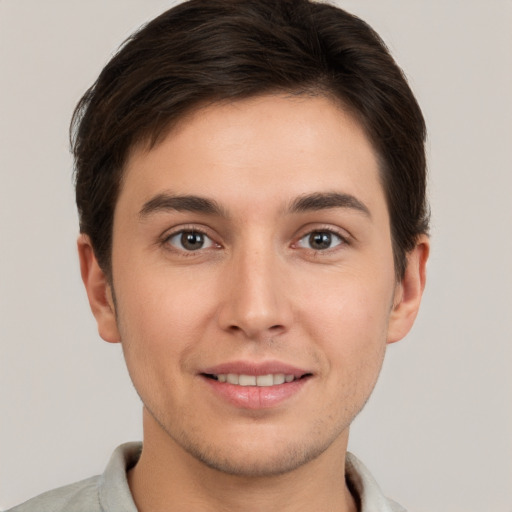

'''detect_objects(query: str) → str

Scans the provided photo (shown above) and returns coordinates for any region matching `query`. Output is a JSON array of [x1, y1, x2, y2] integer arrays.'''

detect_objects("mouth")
[[199, 362, 313, 408], [202, 372, 311, 387]]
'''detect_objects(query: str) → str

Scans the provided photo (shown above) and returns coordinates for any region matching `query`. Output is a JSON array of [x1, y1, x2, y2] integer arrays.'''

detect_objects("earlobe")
[[77, 234, 121, 343], [387, 235, 430, 344]]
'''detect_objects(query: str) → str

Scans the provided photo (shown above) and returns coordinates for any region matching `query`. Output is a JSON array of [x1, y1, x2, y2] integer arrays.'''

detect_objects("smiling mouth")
[[202, 373, 311, 387]]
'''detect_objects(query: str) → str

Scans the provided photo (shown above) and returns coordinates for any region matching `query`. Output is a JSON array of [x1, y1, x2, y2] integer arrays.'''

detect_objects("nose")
[[217, 245, 293, 341]]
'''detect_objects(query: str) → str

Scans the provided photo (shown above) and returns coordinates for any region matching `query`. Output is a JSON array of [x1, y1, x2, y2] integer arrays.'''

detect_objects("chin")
[[184, 440, 327, 477], [171, 419, 346, 478]]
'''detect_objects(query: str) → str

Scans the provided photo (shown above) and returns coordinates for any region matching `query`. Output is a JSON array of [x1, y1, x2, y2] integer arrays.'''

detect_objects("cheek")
[[298, 269, 392, 382], [116, 294, 195, 416], [113, 272, 206, 382], [113, 261, 230, 381], [117, 258, 216, 332], [306, 284, 389, 416], [301, 269, 393, 338]]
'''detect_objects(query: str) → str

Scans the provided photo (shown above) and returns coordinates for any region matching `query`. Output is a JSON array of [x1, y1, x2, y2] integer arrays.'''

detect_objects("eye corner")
[[161, 226, 221, 254], [317, 231, 342, 250], [295, 228, 348, 252]]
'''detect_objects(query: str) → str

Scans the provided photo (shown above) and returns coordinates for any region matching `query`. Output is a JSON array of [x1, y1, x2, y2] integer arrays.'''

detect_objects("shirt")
[[7, 443, 407, 512]]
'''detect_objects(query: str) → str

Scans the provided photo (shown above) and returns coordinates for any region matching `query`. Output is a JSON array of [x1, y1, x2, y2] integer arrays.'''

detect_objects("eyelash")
[[162, 226, 219, 254], [161, 226, 350, 255], [295, 228, 348, 252]]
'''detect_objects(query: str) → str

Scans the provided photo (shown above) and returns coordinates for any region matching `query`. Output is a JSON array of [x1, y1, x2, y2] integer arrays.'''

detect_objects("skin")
[[79, 94, 429, 512]]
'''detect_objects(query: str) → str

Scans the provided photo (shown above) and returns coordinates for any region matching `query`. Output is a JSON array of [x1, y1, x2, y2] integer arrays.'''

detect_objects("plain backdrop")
[[1, 1, 511, 511]]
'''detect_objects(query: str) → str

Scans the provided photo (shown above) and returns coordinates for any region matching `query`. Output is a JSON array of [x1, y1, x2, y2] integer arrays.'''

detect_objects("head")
[[74, 0, 429, 479], [72, 0, 428, 282]]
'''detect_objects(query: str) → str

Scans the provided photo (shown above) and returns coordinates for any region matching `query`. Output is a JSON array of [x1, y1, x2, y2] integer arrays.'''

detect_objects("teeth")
[[215, 373, 296, 386], [273, 374, 286, 385], [256, 374, 274, 386], [239, 375, 256, 386], [227, 373, 239, 384]]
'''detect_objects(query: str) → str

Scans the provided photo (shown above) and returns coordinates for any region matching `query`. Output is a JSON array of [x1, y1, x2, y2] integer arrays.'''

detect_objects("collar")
[[98, 443, 406, 512]]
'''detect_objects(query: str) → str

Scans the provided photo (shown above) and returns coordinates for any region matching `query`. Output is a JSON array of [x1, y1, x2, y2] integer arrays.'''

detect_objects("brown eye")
[[167, 230, 214, 251], [298, 231, 343, 251]]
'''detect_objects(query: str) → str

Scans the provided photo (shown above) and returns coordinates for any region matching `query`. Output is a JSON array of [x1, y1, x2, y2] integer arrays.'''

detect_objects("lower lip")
[[201, 376, 310, 410]]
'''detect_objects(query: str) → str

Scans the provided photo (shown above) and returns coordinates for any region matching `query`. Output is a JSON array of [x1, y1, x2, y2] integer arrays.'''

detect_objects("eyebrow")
[[288, 192, 371, 217], [139, 193, 228, 218], [139, 191, 370, 220]]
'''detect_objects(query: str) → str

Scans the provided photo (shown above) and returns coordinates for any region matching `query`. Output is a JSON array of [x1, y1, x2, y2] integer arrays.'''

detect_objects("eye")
[[297, 230, 344, 251], [166, 230, 216, 251]]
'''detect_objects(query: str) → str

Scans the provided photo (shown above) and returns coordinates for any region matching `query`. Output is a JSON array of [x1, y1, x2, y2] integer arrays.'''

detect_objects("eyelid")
[[159, 223, 351, 254], [292, 224, 352, 248], [168, 231, 215, 250], [160, 224, 221, 252], [297, 230, 344, 250]]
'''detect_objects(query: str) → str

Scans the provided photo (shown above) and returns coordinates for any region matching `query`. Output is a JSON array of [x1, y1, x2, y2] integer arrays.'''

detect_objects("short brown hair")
[[71, 0, 429, 278]]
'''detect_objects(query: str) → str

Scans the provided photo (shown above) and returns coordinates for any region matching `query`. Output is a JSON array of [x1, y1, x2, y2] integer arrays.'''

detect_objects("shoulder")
[[6, 476, 101, 512], [346, 452, 408, 512], [6, 443, 141, 512], [386, 498, 408, 512]]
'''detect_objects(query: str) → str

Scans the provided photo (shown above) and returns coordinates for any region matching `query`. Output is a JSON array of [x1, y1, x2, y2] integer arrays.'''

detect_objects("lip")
[[199, 360, 313, 410], [201, 360, 310, 378]]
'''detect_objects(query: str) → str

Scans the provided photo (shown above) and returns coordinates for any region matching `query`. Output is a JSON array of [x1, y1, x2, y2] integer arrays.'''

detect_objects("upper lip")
[[200, 361, 311, 378]]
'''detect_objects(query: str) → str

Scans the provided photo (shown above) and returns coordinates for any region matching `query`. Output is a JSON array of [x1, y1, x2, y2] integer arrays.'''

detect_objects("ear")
[[387, 235, 430, 344], [77, 234, 121, 343]]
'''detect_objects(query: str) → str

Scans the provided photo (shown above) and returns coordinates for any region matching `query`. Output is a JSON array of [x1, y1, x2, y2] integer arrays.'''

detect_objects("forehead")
[[119, 94, 386, 219]]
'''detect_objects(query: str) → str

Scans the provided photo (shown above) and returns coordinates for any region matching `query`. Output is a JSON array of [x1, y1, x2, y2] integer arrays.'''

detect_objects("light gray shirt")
[[8, 443, 406, 512]]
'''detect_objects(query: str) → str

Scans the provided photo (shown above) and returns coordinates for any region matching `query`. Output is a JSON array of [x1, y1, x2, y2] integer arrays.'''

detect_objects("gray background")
[[1, 1, 511, 510]]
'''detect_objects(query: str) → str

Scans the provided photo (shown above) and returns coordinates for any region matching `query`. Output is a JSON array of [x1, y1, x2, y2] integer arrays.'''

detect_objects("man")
[[9, 0, 429, 511]]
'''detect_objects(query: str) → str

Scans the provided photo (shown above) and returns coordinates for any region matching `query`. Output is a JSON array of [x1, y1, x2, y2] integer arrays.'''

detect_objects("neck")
[[128, 409, 357, 512]]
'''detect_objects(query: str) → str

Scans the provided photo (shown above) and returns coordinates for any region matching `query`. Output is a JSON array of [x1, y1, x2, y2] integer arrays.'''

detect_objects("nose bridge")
[[218, 232, 291, 339]]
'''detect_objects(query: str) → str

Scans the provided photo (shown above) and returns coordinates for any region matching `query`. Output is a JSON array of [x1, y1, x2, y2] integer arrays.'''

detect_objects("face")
[[81, 94, 426, 477]]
